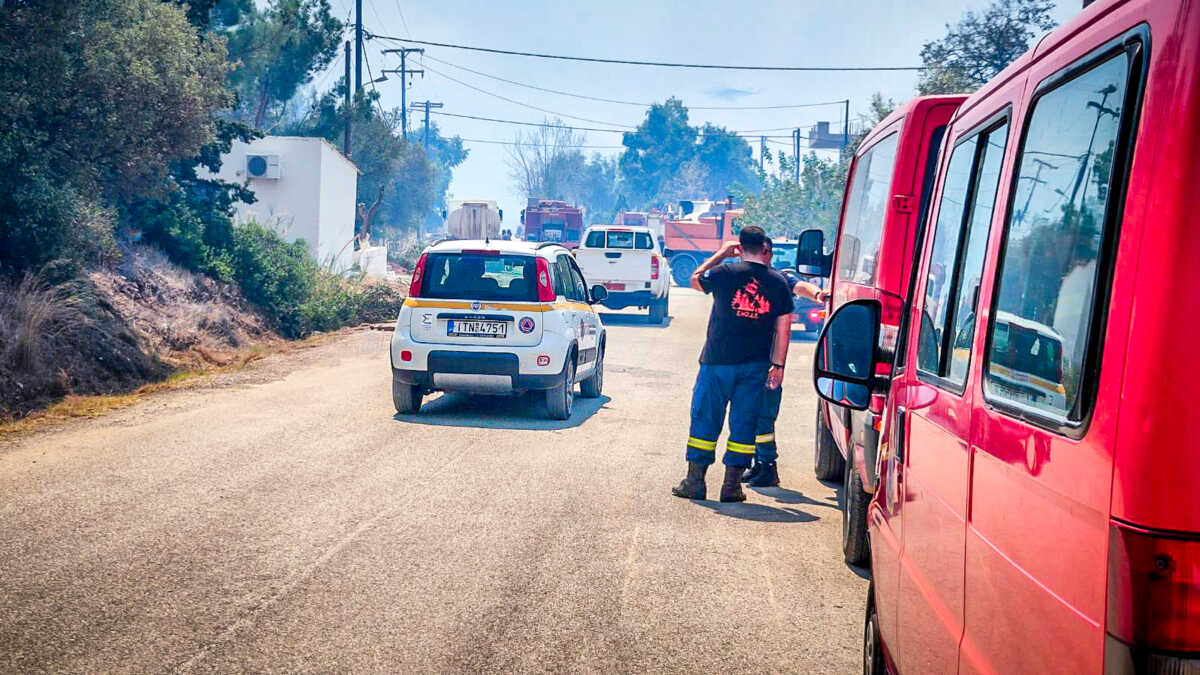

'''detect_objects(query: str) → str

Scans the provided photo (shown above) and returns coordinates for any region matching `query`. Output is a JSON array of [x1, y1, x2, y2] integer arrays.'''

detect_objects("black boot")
[[720, 465, 747, 503], [741, 459, 762, 484], [671, 461, 708, 500], [748, 461, 780, 487]]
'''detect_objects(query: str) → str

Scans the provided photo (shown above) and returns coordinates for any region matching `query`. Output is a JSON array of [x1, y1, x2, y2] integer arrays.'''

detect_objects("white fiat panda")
[[390, 240, 608, 420]]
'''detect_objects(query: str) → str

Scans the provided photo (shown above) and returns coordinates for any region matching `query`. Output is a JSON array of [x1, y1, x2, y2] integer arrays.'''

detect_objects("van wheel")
[[393, 376, 423, 414], [648, 295, 668, 324], [864, 583, 886, 675], [545, 359, 575, 420], [579, 348, 603, 399], [814, 405, 845, 481], [842, 448, 871, 566]]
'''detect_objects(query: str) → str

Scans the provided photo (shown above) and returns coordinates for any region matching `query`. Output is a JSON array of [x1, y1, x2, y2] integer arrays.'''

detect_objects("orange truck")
[[660, 198, 744, 286]]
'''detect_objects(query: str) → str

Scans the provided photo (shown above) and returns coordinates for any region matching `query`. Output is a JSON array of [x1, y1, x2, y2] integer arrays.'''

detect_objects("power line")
[[424, 109, 821, 139], [458, 137, 624, 149], [367, 34, 925, 72], [421, 54, 850, 110], [419, 61, 635, 129]]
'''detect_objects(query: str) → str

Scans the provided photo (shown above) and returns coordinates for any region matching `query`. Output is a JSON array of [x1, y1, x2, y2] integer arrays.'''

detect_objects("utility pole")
[[383, 48, 424, 140], [759, 136, 766, 172], [792, 129, 801, 183], [354, 0, 363, 92], [843, 99, 851, 149], [343, 41, 352, 157], [410, 100, 444, 147]]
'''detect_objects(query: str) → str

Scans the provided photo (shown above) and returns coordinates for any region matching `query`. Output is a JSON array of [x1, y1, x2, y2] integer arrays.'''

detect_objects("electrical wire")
[[421, 54, 850, 110], [458, 137, 624, 149], [422, 109, 821, 139], [367, 34, 925, 72], [418, 61, 635, 129]]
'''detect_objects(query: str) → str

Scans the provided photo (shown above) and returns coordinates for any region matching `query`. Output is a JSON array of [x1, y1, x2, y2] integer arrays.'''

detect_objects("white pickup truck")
[[574, 225, 671, 323]]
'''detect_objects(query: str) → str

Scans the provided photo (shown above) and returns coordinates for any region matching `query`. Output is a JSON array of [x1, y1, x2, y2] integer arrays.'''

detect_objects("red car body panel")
[[866, 0, 1200, 672]]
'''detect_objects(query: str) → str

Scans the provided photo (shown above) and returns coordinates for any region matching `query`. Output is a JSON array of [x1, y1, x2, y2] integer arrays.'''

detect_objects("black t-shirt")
[[698, 261, 794, 365]]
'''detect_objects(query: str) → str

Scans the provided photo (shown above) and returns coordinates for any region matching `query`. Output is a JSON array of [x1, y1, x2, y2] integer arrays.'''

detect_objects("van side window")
[[584, 230, 604, 248], [917, 121, 1010, 386], [835, 133, 900, 285], [986, 52, 1132, 419]]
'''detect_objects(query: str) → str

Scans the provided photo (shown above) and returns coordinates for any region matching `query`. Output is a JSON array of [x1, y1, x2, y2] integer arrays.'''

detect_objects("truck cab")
[[574, 225, 671, 324]]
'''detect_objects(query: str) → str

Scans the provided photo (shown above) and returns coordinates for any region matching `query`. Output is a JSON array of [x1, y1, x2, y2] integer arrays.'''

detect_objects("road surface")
[[0, 288, 868, 673]]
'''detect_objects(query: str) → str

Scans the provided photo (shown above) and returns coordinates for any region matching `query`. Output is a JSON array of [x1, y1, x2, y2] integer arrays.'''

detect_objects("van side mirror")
[[589, 285, 609, 304], [813, 300, 882, 411], [797, 228, 832, 277]]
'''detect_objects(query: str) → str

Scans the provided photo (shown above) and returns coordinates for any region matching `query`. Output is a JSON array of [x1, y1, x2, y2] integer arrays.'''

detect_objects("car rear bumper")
[[600, 289, 658, 310], [393, 350, 565, 392]]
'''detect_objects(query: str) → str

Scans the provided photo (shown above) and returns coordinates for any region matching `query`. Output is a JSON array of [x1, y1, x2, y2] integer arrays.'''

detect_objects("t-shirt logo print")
[[730, 278, 772, 319]]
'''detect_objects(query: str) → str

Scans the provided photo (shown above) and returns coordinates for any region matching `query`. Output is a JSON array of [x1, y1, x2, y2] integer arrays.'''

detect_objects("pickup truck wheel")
[[579, 348, 603, 398], [545, 359, 575, 420], [648, 295, 668, 324], [842, 447, 871, 566], [864, 583, 886, 675], [392, 376, 422, 414], [670, 255, 697, 286], [814, 404, 845, 481]]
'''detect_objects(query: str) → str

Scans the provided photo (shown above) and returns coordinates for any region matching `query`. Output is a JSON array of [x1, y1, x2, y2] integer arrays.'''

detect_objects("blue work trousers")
[[754, 385, 783, 463], [686, 361, 769, 468]]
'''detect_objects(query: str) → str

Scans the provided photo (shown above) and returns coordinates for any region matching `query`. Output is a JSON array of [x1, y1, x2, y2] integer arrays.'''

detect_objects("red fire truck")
[[520, 199, 585, 248], [661, 198, 744, 286]]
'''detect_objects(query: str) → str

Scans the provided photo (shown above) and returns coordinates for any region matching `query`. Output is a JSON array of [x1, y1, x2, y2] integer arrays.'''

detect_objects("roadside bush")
[[356, 282, 406, 323], [300, 272, 360, 334], [228, 221, 318, 338]]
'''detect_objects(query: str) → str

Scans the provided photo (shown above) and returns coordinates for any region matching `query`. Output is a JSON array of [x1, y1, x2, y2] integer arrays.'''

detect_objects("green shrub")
[[300, 272, 360, 334], [356, 282, 406, 323], [229, 221, 318, 338]]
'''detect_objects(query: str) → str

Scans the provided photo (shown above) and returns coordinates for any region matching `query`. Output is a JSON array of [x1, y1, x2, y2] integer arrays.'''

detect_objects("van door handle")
[[895, 406, 907, 463]]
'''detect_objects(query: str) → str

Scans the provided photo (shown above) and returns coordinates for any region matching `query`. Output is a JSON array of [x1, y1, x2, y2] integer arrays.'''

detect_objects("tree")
[[506, 122, 588, 202], [918, 0, 1057, 95], [224, 0, 342, 129], [737, 151, 844, 241], [0, 0, 233, 271], [619, 98, 757, 208]]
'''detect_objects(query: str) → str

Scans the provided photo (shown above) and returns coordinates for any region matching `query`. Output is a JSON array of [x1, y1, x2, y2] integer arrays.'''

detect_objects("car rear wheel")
[[579, 348, 603, 399], [842, 448, 871, 566], [648, 294, 668, 324], [814, 405, 845, 481], [863, 583, 886, 675], [392, 376, 423, 414], [545, 358, 575, 420]]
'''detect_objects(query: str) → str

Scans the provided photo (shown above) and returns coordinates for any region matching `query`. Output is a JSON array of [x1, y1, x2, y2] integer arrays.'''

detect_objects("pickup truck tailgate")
[[575, 248, 653, 287]]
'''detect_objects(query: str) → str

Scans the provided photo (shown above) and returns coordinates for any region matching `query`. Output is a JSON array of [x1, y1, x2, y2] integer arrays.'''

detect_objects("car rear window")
[[420, 252, 538, 302], [600, 230, 652, 249]]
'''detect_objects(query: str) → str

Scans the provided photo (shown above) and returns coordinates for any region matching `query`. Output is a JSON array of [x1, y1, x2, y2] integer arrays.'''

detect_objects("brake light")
[[808, 309, 824, 321], [535, 258, 555, 302], [1106, 522, 1200, 656], [460, 249, 500, 255], [651, 256, 660, 280], [410, 253, 429, 298]]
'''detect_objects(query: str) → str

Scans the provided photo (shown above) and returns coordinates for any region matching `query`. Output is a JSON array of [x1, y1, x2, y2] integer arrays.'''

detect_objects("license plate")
[[605, 282, 625, 291], [447, 320, 507, 338]]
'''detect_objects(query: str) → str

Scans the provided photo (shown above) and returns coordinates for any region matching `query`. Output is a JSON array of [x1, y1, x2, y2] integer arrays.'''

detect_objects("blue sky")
[[325, 1, 1079, 227]]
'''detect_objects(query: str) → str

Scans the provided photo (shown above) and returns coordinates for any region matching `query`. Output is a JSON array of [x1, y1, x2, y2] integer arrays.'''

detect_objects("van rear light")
[[1106, 522, 1200, 666], [877, 291, 904, 375], [535, 258, 556, 302], [651, 255, 660, 280], [461, 249, 500, 255], [409, 253, 429, 297]]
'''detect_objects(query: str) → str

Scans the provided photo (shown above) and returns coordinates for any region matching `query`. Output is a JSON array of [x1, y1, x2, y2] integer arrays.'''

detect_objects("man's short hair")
[[739, 225, 770, 255]]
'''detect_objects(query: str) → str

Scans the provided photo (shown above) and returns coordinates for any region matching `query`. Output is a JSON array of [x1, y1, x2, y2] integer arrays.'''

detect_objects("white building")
[[206, 136, 360, 272]]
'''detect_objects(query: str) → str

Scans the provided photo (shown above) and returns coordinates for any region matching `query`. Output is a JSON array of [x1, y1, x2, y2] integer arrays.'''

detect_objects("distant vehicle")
[[521, 199, 585, 248], [813, 1, 1200, 672], [444, 200, 503, 240], [661, 198, 744, 286], [613, 209, 669, 245], [391, 239, 607, 420], [574, 225, 671, 323], [796, 93, 966, 566]]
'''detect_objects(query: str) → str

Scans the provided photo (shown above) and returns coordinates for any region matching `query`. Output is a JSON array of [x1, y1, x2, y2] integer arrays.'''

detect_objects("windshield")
[[771, 245, 797, 269], [420, 253, 539, 301]]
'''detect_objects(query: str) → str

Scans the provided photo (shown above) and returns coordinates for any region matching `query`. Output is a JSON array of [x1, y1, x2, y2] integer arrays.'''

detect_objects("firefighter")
[[741, 240, 830, 488], [672, 226, 794, 503]]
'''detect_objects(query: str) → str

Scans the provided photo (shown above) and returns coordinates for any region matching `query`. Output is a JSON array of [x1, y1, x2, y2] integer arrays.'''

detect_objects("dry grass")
[[0, 275, 82, 374], [0, 331, 338, 438]]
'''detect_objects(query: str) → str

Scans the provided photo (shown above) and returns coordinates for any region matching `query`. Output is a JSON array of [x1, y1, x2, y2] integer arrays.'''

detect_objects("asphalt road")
[[0, 287, 868, 674]]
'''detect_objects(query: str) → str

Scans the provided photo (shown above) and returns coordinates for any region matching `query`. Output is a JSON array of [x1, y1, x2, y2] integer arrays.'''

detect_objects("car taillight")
[[651, 255, 660, 280], [1106, 522, 1200, 672], [535, 258, 556, 302], [809, 309, 825, 321], [409, 253, 429, 297]]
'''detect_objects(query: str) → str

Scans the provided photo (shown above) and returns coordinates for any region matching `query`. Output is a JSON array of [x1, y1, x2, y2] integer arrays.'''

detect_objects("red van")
[[812, 0, 1200, 671], [803, 94, 965, 565]]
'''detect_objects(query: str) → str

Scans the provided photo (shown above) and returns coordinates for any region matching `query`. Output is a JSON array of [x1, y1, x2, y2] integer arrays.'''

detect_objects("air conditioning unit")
[[245, 154, 281, 179]]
